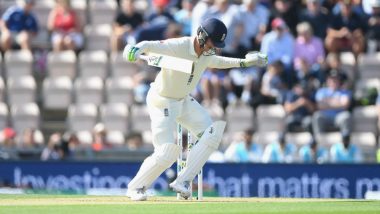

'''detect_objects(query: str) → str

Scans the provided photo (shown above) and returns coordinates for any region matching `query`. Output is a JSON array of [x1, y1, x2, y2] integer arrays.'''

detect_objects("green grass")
[[0, 195, 379, 214]]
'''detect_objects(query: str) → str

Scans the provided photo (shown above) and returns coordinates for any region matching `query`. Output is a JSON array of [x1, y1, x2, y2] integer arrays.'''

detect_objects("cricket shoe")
[[169, 180, 191, 199], [126, 187, 147, 201]]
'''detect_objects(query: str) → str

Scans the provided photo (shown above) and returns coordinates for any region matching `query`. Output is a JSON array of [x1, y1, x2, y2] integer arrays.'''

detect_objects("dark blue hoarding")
[[0, 161, 379, 199]]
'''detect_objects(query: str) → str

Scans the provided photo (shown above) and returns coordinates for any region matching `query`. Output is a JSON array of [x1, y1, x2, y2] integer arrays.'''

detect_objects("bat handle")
[[138, 55, 149, 62]]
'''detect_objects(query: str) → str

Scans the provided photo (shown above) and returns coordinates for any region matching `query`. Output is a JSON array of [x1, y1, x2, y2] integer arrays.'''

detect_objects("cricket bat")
[[139, 53, 194, 74], [125, 44, 194, 74]]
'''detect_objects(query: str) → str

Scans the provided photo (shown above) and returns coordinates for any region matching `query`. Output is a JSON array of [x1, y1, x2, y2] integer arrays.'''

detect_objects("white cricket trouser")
[[127, 88, 212, 191], [146, 88, 213, 147]]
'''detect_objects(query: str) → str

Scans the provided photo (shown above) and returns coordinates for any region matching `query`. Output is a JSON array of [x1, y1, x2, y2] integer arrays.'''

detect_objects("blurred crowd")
[[0, 0, 380, 163]]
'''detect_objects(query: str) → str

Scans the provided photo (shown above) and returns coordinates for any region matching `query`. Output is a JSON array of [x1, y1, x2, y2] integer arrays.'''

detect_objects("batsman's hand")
[[240, 51, 268, 68], [123, 44, 142, 62]]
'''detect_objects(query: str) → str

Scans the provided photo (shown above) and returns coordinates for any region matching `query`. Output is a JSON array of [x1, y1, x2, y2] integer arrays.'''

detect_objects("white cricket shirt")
[[137, 37, 241, 99]]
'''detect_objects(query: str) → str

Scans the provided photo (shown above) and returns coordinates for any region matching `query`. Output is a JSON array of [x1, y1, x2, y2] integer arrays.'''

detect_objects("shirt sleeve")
[[207, 55, 242, 69], [2, 6, 15, 22], [136, 38, 185, 57], [315, 88, 325, 102]]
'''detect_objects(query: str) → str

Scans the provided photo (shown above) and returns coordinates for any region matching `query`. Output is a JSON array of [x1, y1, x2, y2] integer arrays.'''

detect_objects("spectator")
[[111, 0, 144, 52], [0, 0, 38, 52], [269, 0, 300, 35], [1, 128, 17, 148], [126, 132, 145, 151], [322, 53, 348, 89], [261, 18, 294, 70], [64, 132, 80, 151], [239, 0, 270, 51], [204, 0, 245, 57], [47, 0, 83, 52], [174, 0, 195, 36], [134, 0, 175, 42], [224, 129, 263, 163], [312, 71, 352, 135], [200, 68, 227, 107], [58, 132, 74, 159], [147, 0, 174, 26], [260, 60, 286, 104], [17, 128, 42, 148], [366, 0, 380, 53], [284, 83, 315, 132], [330, 131, 362, 163], [41, 133, 62, 161], [322, 0, 338, 14], [262, 133, 297, 163], [92, 123, 112, 151], [298, 138, 329, 163], [294, 22, 325, 73], [295, 59, 322, 95], [225, 67, 261, 106], [323, 53, 349, 88], [299, 0, 331, 39], [325, 0, 366, 60]]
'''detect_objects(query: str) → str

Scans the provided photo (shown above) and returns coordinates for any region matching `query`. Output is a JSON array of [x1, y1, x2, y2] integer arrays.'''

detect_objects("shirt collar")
[[190, 36, 198, 57]]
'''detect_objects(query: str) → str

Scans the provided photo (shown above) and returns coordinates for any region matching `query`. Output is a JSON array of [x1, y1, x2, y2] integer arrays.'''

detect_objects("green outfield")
[[0, 194, 379, 214]]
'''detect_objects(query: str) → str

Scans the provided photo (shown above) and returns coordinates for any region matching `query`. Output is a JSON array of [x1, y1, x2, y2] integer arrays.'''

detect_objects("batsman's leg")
[[127, 89, 182, 201], [170, 96, 226, 198]]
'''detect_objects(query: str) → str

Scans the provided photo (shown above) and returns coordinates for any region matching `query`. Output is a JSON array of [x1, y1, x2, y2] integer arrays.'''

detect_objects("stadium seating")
[[67, 103, 98, 132], [100, 103, 129, 134], [340, 51, 356, 80], [205, 102, 224, 121], [110, 52, 139, 77], [88, 0, 117, 26], [285, 132, 313, 148], [84, 24, 112, 52], [256, 105, 285, 133], [71, 0, 88, 27], [33, 0, 54, 28], [79, 50, 108, 78], [42, 76, 73, 110], [351, 132, 377, 152], [105, 77, 135, 105], [10, 102, 41, 133], [352, 106, 378, 134], [130, 105, 150, 133], [253, 131, 280, 146], [316, 132, 342, 147], [0, 78, 4, 102], [358, 53, 380, 79], [225, 104, 255, 133], [74, 77, 104, 105], [47, 50, 77, 79], [4, 50, 33, 78], [0, 102, 9, 130], [6, 76, 36, 106]]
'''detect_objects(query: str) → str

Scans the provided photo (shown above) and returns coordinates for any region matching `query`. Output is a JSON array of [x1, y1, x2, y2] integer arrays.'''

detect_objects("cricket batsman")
[[124, 18, 267, 201]]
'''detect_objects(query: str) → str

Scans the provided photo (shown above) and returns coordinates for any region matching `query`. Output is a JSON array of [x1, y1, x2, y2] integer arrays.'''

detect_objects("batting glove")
[[123, 45, 142, 62], [240, 52, 268, 68]]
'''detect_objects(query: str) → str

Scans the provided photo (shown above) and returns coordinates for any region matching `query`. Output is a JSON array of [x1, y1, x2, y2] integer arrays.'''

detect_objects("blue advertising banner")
[[0, 161, 379, 199]]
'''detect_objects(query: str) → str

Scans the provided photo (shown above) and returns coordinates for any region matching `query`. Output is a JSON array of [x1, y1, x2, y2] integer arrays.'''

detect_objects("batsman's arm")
[[208, 52, 268, 69], [125, 38, 187, 60]]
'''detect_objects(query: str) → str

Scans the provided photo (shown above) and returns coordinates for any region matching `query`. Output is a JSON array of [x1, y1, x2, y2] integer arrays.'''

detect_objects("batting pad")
[[177, 121, 226, 183], [128, 143, 181, 191]]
